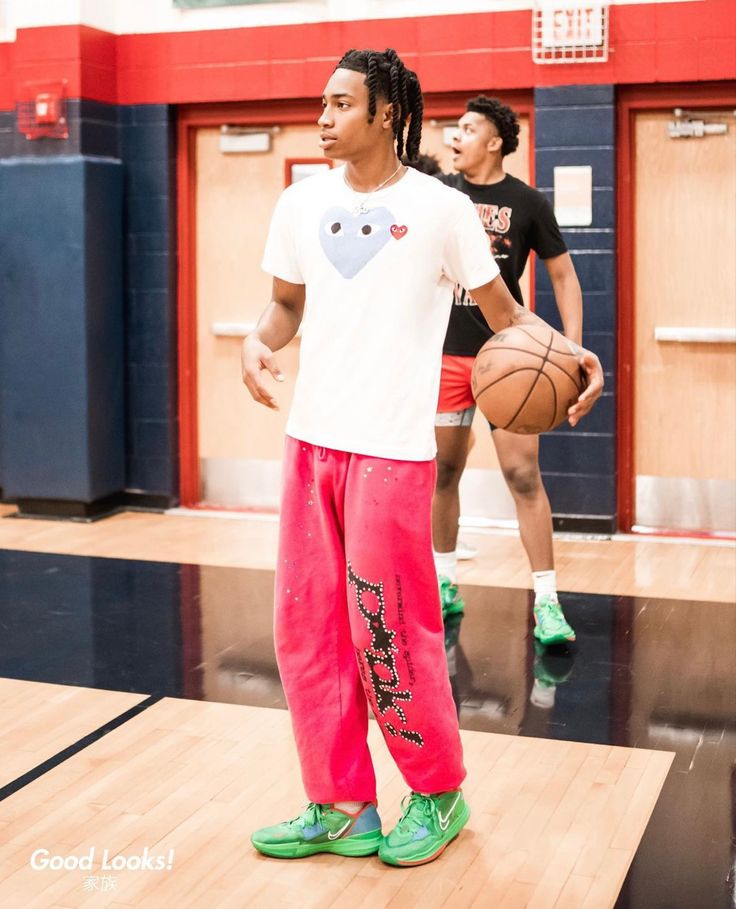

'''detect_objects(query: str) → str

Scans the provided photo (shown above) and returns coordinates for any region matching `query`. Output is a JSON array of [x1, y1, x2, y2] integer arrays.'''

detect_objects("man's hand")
[[568, 348, 604, 427], [240, 277, 304, 409], [241, 335, 285, 410]]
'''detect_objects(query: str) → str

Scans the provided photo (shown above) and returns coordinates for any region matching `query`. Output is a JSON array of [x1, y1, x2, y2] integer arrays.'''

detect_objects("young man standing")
[[433, 96, 583, 646], [241, 52, 603, 867]]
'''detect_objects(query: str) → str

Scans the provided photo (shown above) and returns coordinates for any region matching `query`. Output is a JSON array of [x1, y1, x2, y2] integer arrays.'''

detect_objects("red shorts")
[[437, 354, 476, 413]]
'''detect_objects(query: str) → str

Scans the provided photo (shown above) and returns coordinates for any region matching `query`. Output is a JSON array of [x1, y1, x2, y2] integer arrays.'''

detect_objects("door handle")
[[654, 327, 736, 343], [211, 322, 302, 338]]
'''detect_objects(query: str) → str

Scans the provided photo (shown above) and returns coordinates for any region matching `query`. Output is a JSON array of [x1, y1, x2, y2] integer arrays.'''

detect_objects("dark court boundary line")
[[0, 694, 162, 802]]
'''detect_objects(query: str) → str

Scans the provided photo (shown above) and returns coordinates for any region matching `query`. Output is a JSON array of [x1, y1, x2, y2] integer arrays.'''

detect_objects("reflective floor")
[[0, 548, 733, 908]]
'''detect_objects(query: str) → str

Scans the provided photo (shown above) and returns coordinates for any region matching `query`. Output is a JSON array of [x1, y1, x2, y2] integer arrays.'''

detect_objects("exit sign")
[[541, 6, 605, 48], [532, 2, 609, 63]]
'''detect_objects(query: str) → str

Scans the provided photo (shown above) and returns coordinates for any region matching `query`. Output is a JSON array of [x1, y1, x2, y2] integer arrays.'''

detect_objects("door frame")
[[616, 81, 736, 535], [177, 99, 322, 508], [177, 91, 533, 508]]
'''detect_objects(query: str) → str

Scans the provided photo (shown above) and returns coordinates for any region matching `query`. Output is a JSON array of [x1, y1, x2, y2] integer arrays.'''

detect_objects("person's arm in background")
[[543, 252, 583, 347], [529, 190, 583, 346]]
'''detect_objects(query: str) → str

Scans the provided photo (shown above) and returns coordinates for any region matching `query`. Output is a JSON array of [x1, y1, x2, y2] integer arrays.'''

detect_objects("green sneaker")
[[533, 595, 576, 645], [439, 575, 465, 619], [378, 790, 470, 867], [251, 801, 382, 859]]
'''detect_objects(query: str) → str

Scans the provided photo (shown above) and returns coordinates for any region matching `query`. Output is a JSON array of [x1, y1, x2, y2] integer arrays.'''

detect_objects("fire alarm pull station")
[[35, 93, 60, 125], [16, 81, 68, 140]]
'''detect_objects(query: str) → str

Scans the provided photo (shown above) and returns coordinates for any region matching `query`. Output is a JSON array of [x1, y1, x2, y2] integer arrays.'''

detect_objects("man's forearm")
[[471, 275, 545, 335], [250, 300, 302, 352], [472, 275, 584, 354], [507, 302, 582, 347]]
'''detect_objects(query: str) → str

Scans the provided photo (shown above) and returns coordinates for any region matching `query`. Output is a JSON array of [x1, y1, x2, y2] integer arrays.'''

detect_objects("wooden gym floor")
[[0, 684, 672, 909], [0, 505, 733, 907]]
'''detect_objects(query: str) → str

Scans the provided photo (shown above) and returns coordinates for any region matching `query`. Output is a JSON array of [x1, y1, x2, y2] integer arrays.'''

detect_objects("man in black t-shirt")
[[433, 96, 582, 647]]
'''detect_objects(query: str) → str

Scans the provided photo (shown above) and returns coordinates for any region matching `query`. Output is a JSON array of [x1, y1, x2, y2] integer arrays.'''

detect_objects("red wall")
[[1, 0, 734, 109]]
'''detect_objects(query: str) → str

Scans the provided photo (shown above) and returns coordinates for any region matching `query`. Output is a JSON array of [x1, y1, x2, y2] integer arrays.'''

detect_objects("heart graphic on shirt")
[[390, 224, 408, 239], [319, 206, 395, 279]]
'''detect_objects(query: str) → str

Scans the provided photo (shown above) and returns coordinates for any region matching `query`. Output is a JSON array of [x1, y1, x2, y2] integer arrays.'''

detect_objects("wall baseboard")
[[7, 491, 176, 522]]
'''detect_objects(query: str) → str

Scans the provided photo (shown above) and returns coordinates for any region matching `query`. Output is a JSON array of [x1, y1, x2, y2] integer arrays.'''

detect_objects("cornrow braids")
[[406, 78, 423, 162], [336, 48, 424, 162], [366, 54, 379, 122], [465, 95, 520, 157]]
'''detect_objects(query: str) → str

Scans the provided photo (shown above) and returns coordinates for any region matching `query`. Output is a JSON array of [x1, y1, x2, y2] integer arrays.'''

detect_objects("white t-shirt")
[[261, 165, 499, 461]]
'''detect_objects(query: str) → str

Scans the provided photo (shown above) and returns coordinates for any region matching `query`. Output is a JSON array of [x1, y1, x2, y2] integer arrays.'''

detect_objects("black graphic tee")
[[439, 172, 567, 356]]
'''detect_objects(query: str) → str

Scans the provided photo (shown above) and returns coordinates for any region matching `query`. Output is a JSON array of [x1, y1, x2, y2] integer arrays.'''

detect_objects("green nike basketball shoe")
[[533, 594, 576, 646], [439, 575, 465, 619], [378, 789, 470, 866], [251, 801, 382, 859]]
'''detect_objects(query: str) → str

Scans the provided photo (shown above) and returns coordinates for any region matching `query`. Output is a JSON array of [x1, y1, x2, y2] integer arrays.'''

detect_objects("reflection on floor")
[[0, 548, 733, 908], [1, 503, 734, 603]]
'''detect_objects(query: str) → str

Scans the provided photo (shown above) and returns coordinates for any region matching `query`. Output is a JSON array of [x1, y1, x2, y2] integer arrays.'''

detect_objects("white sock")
[[532, 569, 558, 603], [434, 550, 458, 584], [333, 801, 366, 814]]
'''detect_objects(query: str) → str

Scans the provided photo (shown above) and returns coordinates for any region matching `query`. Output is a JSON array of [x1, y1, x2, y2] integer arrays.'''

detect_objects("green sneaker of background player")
[[439, 575, 465, 619], [533, 594, 576, 646], [251, 801, 382, 858]]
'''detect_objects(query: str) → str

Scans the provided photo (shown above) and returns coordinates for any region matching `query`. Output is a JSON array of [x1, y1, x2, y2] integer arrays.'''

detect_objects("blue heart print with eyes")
[[319, 206, 396, 279]]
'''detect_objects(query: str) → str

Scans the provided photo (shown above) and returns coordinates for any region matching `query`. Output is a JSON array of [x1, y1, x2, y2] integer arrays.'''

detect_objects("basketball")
[[471, 325, 585, 434]]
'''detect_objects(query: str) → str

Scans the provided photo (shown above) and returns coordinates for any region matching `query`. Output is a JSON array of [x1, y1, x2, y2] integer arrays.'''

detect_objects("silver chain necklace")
[[343, 162, 404, 214]]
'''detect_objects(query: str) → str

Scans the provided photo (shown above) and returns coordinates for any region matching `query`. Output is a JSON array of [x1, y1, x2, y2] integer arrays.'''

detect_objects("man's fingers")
[[241, 338, 284, 409], [567, 398, 592, 427], [240, 339, 283, 408], [256, 356, 284, 407], [262, 353, 285, 383], [567, 351, 604, 427], [567, 396, 592, 426], [251, 387, 279, 410], [579, 351, 604, 395], [244, 371, 279, 410]]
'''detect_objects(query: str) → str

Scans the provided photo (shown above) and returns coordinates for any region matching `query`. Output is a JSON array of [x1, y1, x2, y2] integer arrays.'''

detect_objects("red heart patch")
[[390, 224, 408, 239]]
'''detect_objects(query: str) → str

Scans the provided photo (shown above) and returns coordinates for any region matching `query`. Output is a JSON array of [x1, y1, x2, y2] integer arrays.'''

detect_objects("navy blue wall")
[[0, 157, 125, 503], [0, 102, 178, 511], [120, 105, 178, 499], [534, 85, 616, 533]]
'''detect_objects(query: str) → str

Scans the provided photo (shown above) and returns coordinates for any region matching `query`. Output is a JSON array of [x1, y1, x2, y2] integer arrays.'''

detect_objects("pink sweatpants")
[[274, 436, 466, 803]]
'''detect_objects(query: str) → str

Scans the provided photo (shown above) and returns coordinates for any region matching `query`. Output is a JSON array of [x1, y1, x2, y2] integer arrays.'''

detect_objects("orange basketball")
[[471, 324, 585, 434]]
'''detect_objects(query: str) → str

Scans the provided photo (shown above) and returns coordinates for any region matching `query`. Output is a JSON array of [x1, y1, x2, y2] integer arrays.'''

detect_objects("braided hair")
[[336, 48, 423, 162], [465, 95, 520, 157]]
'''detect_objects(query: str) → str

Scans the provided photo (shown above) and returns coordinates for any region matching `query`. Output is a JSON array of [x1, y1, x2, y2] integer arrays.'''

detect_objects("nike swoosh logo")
[[327, 819, 352, 840], [437, 793, 462, 831]]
